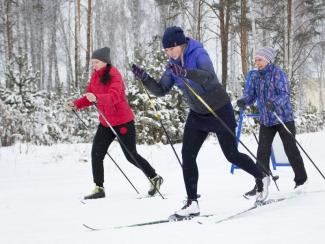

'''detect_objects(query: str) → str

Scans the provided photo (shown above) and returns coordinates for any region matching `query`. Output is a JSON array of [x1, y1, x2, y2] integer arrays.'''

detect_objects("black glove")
[[131, 64, 149, 81], [168, 63, 187, 77], [266, 101, 275, 111], [236, 98, 246, 109]]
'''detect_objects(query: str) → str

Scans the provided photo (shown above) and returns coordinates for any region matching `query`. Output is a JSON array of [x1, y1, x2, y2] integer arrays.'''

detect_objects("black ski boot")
[[84, 186, 105, 200], [243, 184, 258, 199], [148, 175, 163, 196]]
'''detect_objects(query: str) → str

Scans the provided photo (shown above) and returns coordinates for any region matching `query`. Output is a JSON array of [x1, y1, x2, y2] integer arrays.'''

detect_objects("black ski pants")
[[257, 121, 307, 184], [182, 118, 264, 200], [91, 121, 157, 186]]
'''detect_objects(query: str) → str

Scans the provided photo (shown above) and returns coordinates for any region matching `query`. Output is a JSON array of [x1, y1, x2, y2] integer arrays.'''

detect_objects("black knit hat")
[[162, 26, 186, 49], [91, 47, 111, 64]]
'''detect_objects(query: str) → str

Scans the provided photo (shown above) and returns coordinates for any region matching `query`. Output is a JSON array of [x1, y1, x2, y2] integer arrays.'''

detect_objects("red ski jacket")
[[74, 66, 134, 127]]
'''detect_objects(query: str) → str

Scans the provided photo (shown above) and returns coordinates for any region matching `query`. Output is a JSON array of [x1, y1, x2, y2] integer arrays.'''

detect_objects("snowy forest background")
[[0, 0, 324, 147]]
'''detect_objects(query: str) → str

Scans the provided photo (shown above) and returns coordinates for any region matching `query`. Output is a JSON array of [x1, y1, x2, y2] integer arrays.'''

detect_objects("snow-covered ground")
[[0, 130, 324, 244]]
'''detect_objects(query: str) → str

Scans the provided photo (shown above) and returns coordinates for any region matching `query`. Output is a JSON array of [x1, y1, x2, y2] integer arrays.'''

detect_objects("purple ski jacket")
[[242, 63, 294, 126]]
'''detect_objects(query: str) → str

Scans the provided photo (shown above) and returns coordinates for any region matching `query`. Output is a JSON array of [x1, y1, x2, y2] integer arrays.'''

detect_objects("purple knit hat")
[[255, 47, 276, 63]]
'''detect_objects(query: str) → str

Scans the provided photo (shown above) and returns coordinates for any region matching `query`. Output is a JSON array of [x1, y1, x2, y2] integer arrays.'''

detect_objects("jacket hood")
[[169, 38, 203, 65], [184, 38, 203, 58]]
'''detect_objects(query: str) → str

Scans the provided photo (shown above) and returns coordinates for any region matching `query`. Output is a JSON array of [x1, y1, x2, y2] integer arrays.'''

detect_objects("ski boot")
[[148, 175, 164, 196], [243, 184, 257, 199], [169, 199, 200, 221], [255, 176, 270, 204], [84, 185, 105, 200]]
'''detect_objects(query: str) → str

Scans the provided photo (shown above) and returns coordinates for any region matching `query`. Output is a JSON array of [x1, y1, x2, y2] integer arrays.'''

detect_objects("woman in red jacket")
[[64, 47, 163, 199]]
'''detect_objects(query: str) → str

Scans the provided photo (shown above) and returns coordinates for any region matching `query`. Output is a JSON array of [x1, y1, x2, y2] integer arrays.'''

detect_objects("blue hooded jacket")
[[143, 38, 230, 114], [242, 63, 294, 126]]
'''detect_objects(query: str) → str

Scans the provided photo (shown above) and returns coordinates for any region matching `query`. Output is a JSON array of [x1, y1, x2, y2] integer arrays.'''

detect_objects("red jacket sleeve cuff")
[[74, 96, 92, 109]]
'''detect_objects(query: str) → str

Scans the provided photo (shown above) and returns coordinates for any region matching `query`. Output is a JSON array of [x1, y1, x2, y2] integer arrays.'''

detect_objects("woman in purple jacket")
[[132, 26, 266, 218], [237, 47, 308, 198]]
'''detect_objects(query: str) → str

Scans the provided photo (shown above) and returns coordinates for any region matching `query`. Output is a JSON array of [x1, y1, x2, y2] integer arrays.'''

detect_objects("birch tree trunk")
[[192, 0, 204, 42], [4, 0, 15, 88], [47, 36, 53, 91], [287, 0, 293, 80], [74, 0, 81, 88], [240, 0, 248, 77], [219, 0, 230, 89], [131, 0, 140, 53], [122, 0, 129, 76], [249, 0, 257, 53], [85, 0, 92, 82], [229, 32, 239, 95], [34, 0, 45, 89], [53, 2, 60, 91], [319, 47, 324, 112], [58, 3, 74, 92], [22, 1, 29, 59], [93, 0, 103, 49]]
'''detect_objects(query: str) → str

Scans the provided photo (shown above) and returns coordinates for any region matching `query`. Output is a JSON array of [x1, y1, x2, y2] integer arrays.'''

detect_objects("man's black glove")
[[236, 98, 246, 109], [132, 64, 149, 81], [168, 63, 187, 77], [266, 101, 275, 111]]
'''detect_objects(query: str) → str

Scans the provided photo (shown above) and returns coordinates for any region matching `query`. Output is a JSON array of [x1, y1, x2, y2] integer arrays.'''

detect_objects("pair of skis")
[[82, 197, 285, 231]]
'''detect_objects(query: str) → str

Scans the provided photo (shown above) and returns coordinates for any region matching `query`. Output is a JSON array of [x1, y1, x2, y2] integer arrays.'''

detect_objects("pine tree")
[[2, 53, 43, 114], [127, 43, 187, 145]]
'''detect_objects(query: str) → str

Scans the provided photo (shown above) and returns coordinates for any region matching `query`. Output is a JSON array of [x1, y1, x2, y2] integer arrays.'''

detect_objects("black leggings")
[[257, 121, 307, 184], [182, 125, 264, 200], [91, 121, 156, 186]]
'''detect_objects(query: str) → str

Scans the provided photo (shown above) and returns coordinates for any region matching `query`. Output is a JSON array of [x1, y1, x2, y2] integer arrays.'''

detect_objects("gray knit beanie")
[[91, 47, 111, 64], [255, 47, 276, 63]]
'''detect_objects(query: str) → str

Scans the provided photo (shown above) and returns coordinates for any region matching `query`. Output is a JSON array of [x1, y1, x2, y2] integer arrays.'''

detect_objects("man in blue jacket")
[[132, 26, 267, 218], [237, 47, 308, 198]]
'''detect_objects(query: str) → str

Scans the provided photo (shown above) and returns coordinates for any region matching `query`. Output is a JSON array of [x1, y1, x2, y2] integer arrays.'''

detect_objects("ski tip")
[[83, 224, 100, 231], [137, 194, 168, 199]]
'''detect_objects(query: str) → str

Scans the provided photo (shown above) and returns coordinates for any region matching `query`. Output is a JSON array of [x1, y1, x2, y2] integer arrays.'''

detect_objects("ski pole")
[[273, 111, 325, 180], [92, 103, 165, 199], [72, 109, 140, 194], [181, 78, 279, 189], [139, 81, 182, 168]]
